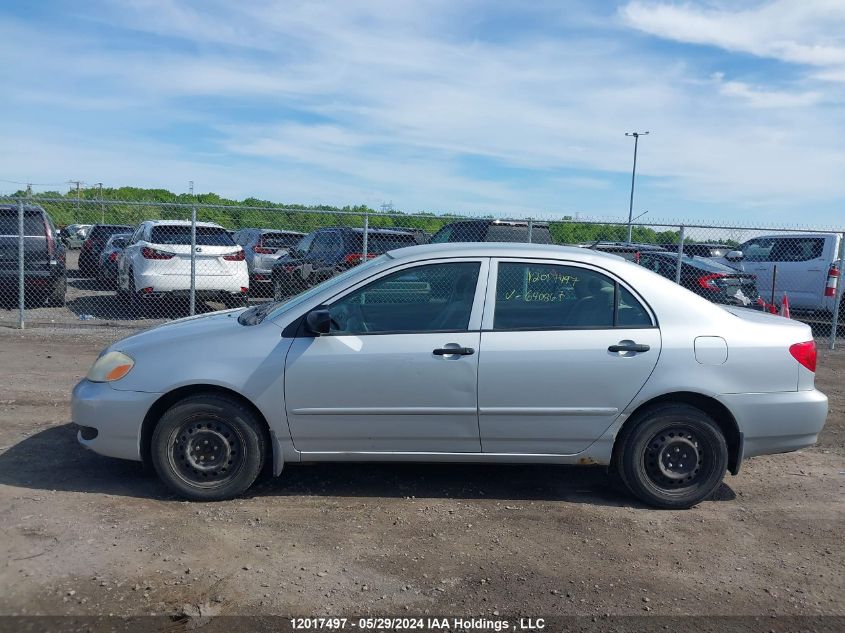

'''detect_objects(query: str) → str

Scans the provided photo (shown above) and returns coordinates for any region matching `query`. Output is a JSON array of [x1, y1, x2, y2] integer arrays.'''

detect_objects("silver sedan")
[[72, 243, 828, 508]]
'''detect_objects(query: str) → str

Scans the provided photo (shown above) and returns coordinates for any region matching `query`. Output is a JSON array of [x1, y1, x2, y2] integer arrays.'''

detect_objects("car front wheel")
[[151, 394, 267, 501], [616, 403, 728, 509]]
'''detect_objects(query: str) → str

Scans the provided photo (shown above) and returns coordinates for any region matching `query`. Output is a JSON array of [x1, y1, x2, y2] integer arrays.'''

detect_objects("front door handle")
[[433, 346, 475, 356], [608, 343, 650, 353]]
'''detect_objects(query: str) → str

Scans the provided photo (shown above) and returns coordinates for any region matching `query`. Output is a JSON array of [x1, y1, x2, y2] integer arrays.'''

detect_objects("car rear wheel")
[[47, 275, 67, 307], [616, 403, 727, 509], [150, 394, 267, 501]]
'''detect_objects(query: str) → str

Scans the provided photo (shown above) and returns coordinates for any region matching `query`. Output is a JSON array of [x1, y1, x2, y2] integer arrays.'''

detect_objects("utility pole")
[[68, 180, 83, 219], [96, 182, 104, 223], [189, 181, 196, 316], [624, 131, 649, 243]]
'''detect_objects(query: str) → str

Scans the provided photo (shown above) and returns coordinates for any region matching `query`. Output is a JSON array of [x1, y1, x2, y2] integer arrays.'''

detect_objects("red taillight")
[[789, 341, 817, 372], [141, 246, 173, 260], [253, 238, 275, 254], [240, 287, 249, 294], [44, 219, 56, 259], [344, 252, 377, 265], [825, 264, 839, 297], [634, 251, 641, 264], [697, 273, 726, 291], [108, 252, 119, 262], [223, 250, 245, 261]]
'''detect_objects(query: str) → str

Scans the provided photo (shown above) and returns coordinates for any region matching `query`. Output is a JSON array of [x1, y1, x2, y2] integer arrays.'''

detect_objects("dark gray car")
[[233, 228, 304, 295], [0, 204, 66, 307]]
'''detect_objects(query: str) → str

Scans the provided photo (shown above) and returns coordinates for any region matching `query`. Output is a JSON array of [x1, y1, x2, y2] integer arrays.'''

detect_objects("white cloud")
[[621, 1, 845, 70], [1, 1, 845, 224]]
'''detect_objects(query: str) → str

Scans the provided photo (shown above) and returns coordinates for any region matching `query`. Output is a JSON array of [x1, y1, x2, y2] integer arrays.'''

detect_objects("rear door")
[[477, 259, 660, 454]]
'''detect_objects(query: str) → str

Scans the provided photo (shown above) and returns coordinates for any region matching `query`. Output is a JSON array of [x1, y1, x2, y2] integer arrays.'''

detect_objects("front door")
[[284, 259, 487, 453], [478, 259, 661, 454]]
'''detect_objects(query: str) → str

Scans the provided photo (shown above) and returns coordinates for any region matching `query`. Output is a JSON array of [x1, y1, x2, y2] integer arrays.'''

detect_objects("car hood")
[[109, 308, 248, 354]]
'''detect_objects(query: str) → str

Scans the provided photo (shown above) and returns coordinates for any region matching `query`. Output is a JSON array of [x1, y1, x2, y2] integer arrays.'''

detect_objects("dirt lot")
[[0, 326, 842, 621]]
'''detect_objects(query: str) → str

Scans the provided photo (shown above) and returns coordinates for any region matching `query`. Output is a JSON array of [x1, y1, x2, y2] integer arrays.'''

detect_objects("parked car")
[[233, 228, 305, 295], [74, 242, 827, 508], [659, 243, 733, 258], [97, 233, 131, 285], [390, 226, 431, 244], [59, 223, 92, 249], [638, 251, 763, 308], [430, 219, 553, 244], [578, 241, 667, 262], [270, 227, 418, 299], [116, 220, 248, 316], [717, 233, 843, 316], [0, 204, 67, 306], [79, 224, 134, 276]]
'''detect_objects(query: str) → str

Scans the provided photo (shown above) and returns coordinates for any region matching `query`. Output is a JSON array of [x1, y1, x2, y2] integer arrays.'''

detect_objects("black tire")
[[616, 403, 727, 509], [47, 275, 67, 307], [272, 277, 290, 301], [127, 272, 146, 318], [150, 394, 267, 501]]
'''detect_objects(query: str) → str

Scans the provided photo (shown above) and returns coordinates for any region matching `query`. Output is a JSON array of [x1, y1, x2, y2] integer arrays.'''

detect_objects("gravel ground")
[[0, 325, 842, 622]]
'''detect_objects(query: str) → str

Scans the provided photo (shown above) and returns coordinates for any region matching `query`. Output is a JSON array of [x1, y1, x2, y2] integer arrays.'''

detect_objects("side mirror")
[[305, 309, 331, 336], [725, 250, 744, 262]]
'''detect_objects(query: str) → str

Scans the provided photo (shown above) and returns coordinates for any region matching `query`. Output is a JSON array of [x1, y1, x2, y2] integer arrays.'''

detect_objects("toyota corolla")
[[73, 243, 828, 508]]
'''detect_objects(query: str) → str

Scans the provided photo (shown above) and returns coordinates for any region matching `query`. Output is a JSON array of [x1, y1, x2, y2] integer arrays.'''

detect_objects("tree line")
[[9, 185, 735, 247]]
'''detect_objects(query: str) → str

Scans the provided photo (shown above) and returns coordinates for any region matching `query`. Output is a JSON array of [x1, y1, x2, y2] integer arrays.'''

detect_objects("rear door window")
[[493, 262, 652, 330], [769, 237, 824, 262]]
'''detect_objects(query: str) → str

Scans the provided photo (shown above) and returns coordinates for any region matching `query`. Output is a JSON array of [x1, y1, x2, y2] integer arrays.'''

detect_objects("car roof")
[[386, 242, 623, 263], [439, 219, 550, 228], [145, 220, 225, 229], [318, 226, 414, 236]]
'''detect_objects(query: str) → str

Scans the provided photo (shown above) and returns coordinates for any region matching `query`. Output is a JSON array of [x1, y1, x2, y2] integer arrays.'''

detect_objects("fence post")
[[17, 197, 25, 330], [830, 232, 845, 351], [527, 218, 534, 243], [362, 212, 369, 260], [675, 224, 685, 285], [189, 202, 196, 316]]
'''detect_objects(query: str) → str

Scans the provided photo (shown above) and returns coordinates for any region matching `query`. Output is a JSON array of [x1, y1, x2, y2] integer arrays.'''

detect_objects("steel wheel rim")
[[643, 426, 706, 490], [168, 416, 244, 489]]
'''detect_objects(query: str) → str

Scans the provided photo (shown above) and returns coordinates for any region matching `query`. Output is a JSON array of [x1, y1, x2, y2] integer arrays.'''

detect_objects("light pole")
[[625, 131, 649, 243]]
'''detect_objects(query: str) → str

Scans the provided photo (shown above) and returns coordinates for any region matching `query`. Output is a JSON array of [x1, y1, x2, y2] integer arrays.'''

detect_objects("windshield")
[[239, 255, 388, 325]]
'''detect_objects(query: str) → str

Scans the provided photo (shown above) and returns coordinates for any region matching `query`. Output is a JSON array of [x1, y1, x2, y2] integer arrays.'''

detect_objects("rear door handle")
[[433, 347, 475, 356], [608, 343, 650, 353]]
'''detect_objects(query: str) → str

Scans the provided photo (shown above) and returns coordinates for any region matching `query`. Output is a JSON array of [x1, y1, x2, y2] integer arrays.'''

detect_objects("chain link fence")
[[1, 196, 843, 347]]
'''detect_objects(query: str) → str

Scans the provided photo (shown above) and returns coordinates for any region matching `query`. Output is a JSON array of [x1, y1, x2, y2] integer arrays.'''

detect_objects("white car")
[[117, 220, 249, 316]]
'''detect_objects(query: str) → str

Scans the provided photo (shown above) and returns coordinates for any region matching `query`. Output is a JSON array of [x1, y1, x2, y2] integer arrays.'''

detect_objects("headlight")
[[86, 351, 135, 382]]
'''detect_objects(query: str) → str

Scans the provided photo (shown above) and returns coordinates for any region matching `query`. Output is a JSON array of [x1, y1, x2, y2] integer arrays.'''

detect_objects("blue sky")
[[1, 0, 844, 226]]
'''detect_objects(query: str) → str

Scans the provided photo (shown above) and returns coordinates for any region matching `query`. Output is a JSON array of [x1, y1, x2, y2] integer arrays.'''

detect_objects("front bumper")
[[72, 379, 162, 462], [718, 389, 828, 459]]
